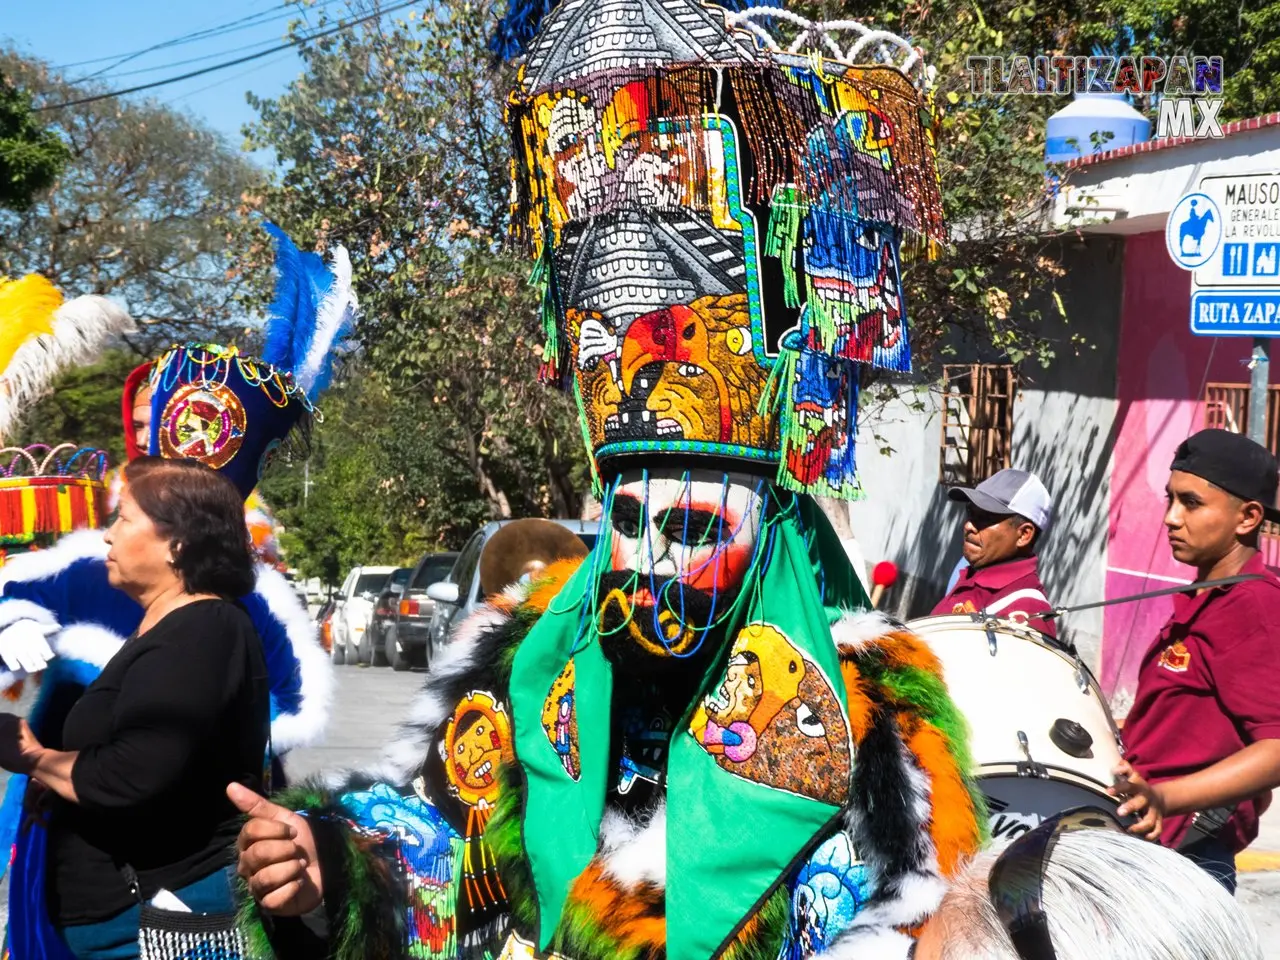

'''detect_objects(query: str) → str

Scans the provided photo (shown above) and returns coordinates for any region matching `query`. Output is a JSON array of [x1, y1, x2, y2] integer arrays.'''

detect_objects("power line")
[[79, 36, 287, 83], [60, 1, 320, 73], [165, 50, 299, 106], [37, 0, 420, 112], [69, 0, 353, 84]]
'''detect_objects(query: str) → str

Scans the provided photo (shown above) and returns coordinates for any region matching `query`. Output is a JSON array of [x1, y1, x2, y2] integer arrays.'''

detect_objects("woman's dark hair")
[[124, 456, 256, 598]]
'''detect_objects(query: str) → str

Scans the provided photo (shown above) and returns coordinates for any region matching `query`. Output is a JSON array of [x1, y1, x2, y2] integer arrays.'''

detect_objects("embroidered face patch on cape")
[[689, 622, 852, 804], [542, 659, 581, 781], [444, 691, 513, 807]]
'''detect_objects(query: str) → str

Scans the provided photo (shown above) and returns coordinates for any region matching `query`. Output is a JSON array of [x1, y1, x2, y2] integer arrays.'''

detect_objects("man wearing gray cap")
[[931, 468, 1057, 639]]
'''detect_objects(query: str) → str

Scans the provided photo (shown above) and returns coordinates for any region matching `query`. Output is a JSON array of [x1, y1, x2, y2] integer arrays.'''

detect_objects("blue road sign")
[[1191, 290, 1280, 336], [1254, 243, 1280, 277], [1166, 192, 1223, 269], [1223, 243, 1249, 277]]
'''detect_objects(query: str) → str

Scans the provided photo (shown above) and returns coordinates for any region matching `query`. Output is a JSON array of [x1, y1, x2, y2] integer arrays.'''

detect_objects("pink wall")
[[1101, 231, 1265, 712]]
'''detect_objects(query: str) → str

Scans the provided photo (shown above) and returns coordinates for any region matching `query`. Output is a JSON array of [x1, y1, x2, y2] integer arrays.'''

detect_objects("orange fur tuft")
[[904, 718, 981, 877], [525, 557, 586, 613], [565, 860, 666, 954], [838, 658, 876, 745], [872, 629, 945, 677]]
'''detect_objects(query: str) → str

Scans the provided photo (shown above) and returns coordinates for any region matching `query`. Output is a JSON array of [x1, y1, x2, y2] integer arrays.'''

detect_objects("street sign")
[[1166, 191, 1222, 270], [1190, 289, 1280, 336], [1193, 173, 1280, 289], [1169, 172, 1280, 337]]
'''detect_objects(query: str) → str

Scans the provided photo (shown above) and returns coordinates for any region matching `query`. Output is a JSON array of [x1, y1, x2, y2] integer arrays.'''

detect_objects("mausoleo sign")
[[1167, 173, 1280, 336]]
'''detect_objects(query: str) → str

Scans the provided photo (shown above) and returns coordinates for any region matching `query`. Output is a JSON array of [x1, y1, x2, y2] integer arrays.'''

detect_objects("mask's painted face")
[[597, 470, 765, 665]]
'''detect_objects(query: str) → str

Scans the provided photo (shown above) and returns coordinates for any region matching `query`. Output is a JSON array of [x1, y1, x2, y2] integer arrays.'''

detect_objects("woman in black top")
[[0, 456, 270, 959]]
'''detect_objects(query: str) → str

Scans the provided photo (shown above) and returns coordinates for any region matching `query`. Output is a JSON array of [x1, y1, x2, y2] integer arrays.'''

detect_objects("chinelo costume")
[[0, 226, 354, 959], [241, 4, 983, 960], [0, 273, 136, 557]]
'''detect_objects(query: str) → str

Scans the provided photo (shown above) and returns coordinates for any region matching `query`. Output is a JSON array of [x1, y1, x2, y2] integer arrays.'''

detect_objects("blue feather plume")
[[489, 0, 769, 60], [261, 223, 359, 401]]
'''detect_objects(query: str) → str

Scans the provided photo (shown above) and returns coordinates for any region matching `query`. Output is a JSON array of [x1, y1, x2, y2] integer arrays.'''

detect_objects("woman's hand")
[[0, 713, 43, 774], [228, 783, 323, 916], [1109, 760, 1165, 841]]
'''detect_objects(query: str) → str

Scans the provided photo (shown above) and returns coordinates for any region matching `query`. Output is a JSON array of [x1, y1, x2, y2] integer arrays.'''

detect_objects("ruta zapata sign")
[[1167, 173, 1280, 336]]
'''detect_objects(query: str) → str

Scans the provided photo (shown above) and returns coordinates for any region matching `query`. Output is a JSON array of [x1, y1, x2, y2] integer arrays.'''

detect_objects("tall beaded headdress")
[[501, 0, 944, 498]]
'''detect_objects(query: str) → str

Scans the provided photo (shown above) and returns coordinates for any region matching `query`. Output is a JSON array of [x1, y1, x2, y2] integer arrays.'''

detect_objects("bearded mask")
[[596, 470, 766, 670]]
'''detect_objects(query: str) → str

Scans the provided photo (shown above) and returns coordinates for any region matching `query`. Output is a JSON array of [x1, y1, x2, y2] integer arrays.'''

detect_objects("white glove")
[[0, 619, 57, 675]]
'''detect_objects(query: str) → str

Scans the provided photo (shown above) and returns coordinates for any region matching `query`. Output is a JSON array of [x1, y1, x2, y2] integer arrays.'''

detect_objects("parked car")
[[331, 565, 399, 666], [315, 597, 338, 655], [386, 552, 458, 671], [426, 519, 599, 650], [363, 567, 412, 666]]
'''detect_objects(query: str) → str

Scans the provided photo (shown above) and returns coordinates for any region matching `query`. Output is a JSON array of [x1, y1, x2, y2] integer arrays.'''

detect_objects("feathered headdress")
[[142, 224, 359, 499], [0, 275, 136, 440], [261, 223, 357, 402]]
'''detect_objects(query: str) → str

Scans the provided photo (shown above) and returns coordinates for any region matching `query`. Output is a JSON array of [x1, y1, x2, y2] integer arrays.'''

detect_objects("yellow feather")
[[0, 275, 63, 374]]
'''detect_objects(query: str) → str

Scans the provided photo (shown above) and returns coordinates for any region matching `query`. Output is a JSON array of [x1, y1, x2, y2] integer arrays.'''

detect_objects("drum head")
[[979, 768, 1122, 848]]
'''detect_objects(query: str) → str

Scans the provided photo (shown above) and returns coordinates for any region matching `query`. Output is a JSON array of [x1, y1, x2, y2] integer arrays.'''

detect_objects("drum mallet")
[[870, 561, 898, 608]]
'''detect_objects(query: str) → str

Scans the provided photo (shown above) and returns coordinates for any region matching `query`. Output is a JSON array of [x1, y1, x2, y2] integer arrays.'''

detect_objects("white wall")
[[846, 386, 1117, 670]]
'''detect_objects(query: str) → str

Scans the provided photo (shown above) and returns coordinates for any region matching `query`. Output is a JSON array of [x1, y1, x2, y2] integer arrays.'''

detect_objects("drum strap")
[[1037, 574, 1265, 621], [984, 588, 1050, 616]]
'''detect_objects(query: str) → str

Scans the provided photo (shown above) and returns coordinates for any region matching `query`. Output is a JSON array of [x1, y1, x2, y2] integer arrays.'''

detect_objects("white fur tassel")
[[296, 246, 357, 400], [0, 295, 135, 439]]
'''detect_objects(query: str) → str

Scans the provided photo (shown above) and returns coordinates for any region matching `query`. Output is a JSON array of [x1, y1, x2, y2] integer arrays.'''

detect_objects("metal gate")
[[940, 364, 1017, 486], [1203, 382, 1280, 567]]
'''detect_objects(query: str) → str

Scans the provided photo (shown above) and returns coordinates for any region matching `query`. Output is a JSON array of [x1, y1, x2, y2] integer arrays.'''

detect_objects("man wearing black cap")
[[1112, 429, 1280, 893], [932, 468, 1059, 640]]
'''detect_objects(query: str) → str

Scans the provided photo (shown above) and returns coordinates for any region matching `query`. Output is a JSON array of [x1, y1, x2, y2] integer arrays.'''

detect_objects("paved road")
[[1, 666, 1277, 955]]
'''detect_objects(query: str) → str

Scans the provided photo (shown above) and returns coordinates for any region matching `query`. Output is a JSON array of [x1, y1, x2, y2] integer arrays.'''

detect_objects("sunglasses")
[[987, 806, 1125, 960]]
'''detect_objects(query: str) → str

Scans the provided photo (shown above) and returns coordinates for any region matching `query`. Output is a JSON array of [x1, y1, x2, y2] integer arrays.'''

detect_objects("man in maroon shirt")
[[1112, 429, 1280, 893], [931, 468, 1058, 640]]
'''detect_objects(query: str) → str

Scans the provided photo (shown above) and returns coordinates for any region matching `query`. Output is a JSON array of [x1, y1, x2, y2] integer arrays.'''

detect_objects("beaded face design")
[[597, 471, 765, 661], [507, 0, 945, 500]]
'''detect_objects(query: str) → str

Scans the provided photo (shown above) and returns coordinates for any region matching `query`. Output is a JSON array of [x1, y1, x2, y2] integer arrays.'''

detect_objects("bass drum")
[[907, 614, 1126, 845]]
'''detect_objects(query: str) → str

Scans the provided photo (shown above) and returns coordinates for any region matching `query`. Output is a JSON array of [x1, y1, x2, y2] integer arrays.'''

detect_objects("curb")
[[1238, 850, 1280, 873]]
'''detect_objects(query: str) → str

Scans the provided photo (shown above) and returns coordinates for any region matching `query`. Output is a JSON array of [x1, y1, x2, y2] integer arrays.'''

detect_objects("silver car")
[[426, 519, 599, 650]]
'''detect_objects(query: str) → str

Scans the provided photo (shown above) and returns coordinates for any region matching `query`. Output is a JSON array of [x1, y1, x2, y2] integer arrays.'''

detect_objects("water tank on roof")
[[1045, 93, 1150, 163]]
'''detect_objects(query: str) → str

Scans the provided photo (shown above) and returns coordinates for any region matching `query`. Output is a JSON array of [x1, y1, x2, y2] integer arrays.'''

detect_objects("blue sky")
[[1, 0, 344, 164]]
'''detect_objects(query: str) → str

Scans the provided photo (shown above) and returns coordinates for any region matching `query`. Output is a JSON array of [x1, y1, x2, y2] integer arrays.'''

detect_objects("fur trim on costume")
[[818, 926, 917, 960], [599, 798, 666, 889], [0, 529, 107, 586], [362, 562, 580, 790], [0, 598, 58, 630], [52, 622, 126, 668], [829, 609, 906, 654], [241, 782, 408, 960], [826, 609, 985, 954], [254, 564, 334, 751]]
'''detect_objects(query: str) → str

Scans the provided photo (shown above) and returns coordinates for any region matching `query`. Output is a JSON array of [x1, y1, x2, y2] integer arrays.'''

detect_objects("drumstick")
[[870, 561, 898, 609]]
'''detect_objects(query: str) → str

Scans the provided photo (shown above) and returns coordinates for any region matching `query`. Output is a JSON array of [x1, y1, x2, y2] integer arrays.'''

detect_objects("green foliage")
[[0, 49, 263, 352], [240, 1, 590, 573], [11, 349, 137, 466], [257, 378, 419, 583], [0, 70, 66, 212]]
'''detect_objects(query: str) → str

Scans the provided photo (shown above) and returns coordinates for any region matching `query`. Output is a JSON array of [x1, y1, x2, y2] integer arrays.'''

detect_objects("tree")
[[240, 1, 589, 558], [0, 49, 264, 352], [0, 69, 67, 211], [258, 375, 424, 579]]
